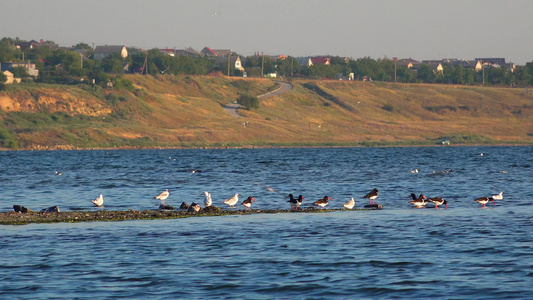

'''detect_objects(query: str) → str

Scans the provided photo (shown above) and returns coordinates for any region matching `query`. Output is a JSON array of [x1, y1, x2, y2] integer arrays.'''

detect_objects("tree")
[[416, 64, 436, 83], [11, 66, 30, 78], [102, 53, 124, 74], [0, 71, 7, 83], [237, 93, 259, 110]]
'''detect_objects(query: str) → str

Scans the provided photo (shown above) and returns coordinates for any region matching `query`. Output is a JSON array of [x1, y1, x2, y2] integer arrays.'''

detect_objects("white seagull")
[[223, 193, 239, 208], [92, 194, 104, 207], [203, 191, 212, 208], [343, 197, 355, 209], [154, 189, 170, 204], [492, 191, 504, 200]]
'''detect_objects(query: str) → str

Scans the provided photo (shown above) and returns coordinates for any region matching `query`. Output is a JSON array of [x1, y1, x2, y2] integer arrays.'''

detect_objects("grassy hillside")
[[0, 74, 531, 150]]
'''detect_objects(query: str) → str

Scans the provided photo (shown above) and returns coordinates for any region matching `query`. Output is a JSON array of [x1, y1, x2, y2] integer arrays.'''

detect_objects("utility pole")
[[261, 52, 264, 78], [227, 53, 231, 76], [393, 57, 397, 82]]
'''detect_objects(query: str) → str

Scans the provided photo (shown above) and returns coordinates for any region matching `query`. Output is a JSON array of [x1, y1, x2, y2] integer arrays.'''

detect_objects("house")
[[159, 48, 176, 57], [175, 47, 200, 57], [214, 56, 245, 72], [397, 58, 420, 69], [2, 70, 21, 84], [93, 45, 128, 60], [294, 56, 331, 68], [309, 56, 331, 66], [1, 61, 39, 77], [412, 62, 443, 74], [200, 47, 231, 57]]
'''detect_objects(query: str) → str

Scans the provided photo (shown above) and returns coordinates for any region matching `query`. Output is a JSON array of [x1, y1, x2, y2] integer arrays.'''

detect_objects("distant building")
[[93, 45, 128, 60], [200, 47, 231, 57], [214, 56, 245, 72], [2, 70, 21, 84], [397, 58, 420, 69], [1, 61, 39, 77], [175, 47, 200, 57], [159, 48, 176, 57]]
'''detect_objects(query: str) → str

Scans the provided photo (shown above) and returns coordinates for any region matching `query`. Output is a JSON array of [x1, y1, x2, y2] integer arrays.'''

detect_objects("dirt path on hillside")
[[223, 81, 293, 118]]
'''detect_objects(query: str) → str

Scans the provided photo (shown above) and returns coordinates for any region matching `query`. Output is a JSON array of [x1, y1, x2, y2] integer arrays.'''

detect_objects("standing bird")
[[314, 196, 332, 209], [92, 194, 104, 207], [475, 197, 495, 208], [428, 197, 447, 209], [408, 193, 428, 208], [223, 193, 240, 208], [492, 191, 504, 200], [295, 195, 305, 209], [286, 194, 297, 208], [363, 188, 379, 205], [188, 202, 201, 212], [154, 189, 170, 204], [203, 191, 212, 208], [286, 194, 304, 209], [242, 196, 256, 210], [343, 197, 355, 209]]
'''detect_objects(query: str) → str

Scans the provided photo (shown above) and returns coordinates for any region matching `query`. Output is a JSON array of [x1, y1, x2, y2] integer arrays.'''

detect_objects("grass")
[[0, 75, 531, 149]]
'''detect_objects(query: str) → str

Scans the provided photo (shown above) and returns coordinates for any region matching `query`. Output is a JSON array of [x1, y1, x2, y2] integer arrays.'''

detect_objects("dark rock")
[[180, 202, 189, 209], [40, 206, 60, 213], [159, 204, 174, 210], [203, 206, 221, 213], [363, 204, 383, 210]]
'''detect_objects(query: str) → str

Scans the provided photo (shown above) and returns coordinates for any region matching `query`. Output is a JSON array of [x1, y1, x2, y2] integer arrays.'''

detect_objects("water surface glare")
[[1, 146, 532, 298]]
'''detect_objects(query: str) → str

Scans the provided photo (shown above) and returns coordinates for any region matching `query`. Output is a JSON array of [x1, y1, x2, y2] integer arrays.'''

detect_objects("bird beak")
[[252, 198, 256, 201]]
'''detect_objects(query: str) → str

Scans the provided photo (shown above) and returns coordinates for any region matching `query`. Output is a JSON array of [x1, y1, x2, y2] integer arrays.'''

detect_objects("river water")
[[1, 146, 532, 299]]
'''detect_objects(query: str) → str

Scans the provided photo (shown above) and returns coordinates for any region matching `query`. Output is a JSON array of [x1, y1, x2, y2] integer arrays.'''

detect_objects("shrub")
[[382, 104, 394, 112], [237, 93, 259, 110]]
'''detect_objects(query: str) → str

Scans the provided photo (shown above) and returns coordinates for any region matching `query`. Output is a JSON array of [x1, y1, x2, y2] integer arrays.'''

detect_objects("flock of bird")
[[86, 188, 504, 212]]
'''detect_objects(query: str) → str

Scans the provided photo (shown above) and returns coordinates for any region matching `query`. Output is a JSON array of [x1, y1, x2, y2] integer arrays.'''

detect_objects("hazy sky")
[[3, 0, 533, 64]]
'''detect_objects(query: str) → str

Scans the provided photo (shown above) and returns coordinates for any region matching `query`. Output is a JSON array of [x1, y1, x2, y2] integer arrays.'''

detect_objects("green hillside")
[[0, 75, 531, 150]]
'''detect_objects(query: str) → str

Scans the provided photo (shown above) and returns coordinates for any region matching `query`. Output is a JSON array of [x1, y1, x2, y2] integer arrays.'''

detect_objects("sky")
[[2, 0, 533, 65]]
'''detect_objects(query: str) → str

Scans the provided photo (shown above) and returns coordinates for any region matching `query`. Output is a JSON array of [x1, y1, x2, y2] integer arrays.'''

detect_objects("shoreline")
[[0, 143, 531, 152], [0, 207, 376, 225]]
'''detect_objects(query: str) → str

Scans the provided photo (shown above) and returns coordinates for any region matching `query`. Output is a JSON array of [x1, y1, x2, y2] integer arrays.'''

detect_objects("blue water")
[[1, 146, 532, 299]]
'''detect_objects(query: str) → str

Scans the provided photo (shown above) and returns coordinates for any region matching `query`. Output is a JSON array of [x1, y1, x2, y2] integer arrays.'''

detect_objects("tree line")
[[1, 37, 532, 88]]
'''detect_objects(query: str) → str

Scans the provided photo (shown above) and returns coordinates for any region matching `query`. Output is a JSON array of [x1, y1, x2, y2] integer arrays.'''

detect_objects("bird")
[[188, 202, 201, 212], [343, 197, 355, 209], [286, 194, 297, 208], [91, 194, 104, 207], [408, 193, 428, 208], [55, 171, 62, 176], [242, 196, 256, 209], [223, 193, 239, 208], [492, 191, 503, 200], [203, 191, 212, 208], [475, 197, 495, 208], [154, 189, 169, 204], [363, 188, 379, 205], [314, 196, 332, 209], [428, 197, 447, 209], [295, 195, 305, 209], [410, 169, 419, 173]]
